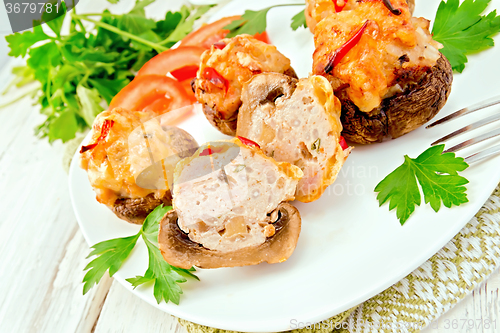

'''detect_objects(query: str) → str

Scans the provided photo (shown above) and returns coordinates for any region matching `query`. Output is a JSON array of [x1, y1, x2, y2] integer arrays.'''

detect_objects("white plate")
[[69, 0, 500, 331]]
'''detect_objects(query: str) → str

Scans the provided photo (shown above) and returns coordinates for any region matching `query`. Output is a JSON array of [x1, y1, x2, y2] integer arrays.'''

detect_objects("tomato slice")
[[109, 75, 193, 114], [181, 16, 271, 48], [137, 46, 206, 77], [253, 31, 271, 44], [180, 16, 242, 48]]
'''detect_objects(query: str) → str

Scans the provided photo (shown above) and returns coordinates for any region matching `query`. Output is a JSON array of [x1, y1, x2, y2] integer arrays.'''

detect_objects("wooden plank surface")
[[0, 1, 498, 332], [0, 75, 112, 333]]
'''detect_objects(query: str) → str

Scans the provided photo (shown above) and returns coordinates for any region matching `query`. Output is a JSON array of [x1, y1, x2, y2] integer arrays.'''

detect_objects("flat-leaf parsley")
[[374, 145, 469, 225]]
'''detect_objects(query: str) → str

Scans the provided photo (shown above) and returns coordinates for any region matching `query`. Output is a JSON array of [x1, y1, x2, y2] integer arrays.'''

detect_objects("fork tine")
[[444, 127, 500, 153], [426, 94, 500, 129], [431, 112, 500, 145], [465, 144, 500, 164]]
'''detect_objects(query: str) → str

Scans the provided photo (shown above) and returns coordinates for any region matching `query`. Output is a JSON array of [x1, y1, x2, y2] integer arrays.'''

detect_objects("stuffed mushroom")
[[158, 137, 303, 269], [193, 34, 297, 136], [312, 0, 452, 144], [237, 73, 351, 202], [80, 107, 197, 224]]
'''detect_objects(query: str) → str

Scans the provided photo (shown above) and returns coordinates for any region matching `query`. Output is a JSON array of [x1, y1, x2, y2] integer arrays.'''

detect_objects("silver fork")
[[426, 95, 500, 164]]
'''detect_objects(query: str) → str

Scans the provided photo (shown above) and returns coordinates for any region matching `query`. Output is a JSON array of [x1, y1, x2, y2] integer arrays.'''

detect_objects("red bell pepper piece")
[[80, 119, 114, 153], [339, 136, 349, 150], [324, 20, 370, 74], [203, 67, 228, 91], [237, 136, 260, 149], [200, 145, 224, 156], [213, 41, 226, 50], [333, 0, 346, 12]]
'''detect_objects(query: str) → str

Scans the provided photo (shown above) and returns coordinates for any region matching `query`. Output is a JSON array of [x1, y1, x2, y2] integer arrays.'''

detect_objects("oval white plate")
[[69, 0, 500, 331]]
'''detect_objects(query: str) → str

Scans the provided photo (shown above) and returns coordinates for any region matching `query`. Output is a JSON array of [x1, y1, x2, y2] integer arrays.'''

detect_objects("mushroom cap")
[[194, 34, 298, 136], [340, 53, 452, 144], [158, 203, 301, 269], [113, 191, 172, 225], [201, 67, 298, 137]]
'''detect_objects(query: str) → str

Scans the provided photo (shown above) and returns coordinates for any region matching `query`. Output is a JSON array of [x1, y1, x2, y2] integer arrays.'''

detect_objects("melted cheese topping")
[[305, 0, 358, 32], [173, 139, 302, 252], [194, 34, 292, 120], [312, 0, 442, 112], [80, 108, 196, 207], [238, 75, 349, 202]]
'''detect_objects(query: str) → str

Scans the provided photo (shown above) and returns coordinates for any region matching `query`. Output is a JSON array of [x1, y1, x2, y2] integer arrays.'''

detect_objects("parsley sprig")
[[83, 205, 199, 305], [374, 145, 469, 225], [4, 0, 212, 143], [291, 9, 308, 31], [432, 0, 500, 73], [224, 4, 307, 37]]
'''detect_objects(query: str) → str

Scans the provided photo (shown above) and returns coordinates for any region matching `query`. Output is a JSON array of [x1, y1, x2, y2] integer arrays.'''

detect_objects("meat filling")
[[237, 74, 350, 202], [173, 138, 303, 252]]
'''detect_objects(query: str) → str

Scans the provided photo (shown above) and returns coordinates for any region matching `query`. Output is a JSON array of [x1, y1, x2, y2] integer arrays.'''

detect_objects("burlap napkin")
[[179, 185, 500, 333]]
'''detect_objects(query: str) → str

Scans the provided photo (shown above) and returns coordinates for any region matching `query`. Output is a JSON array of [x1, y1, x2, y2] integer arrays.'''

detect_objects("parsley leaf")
[[42, 1, 67, 37], [5, 26, 50, 58], [154, 11, 183, 37], [291, 9, 307, 31], [224, 4, 309, 38], [433, 0, 500, 73], [118, 0, 156, 35], [225, 8, 271, 38], [82, 234, 140, 295], [142, 203, 171, 245], [127, 238, 193, 305], [82, 205, 199, 304], [126, 205, 199, 305], [374, 145, 469, 225], [89, 78, 130, 105], [162, 5, 213, 47], [76, 85, 104, 127], [48, 110, 78, 143]]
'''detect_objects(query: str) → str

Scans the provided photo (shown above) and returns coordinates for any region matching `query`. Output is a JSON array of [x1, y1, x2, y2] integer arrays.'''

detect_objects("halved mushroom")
[[193, 34, 297, 136], [158, 138, 303, 268], [80, 107, 198, 224], [237, 73, 350, 202], [159, 203, 301, 269]]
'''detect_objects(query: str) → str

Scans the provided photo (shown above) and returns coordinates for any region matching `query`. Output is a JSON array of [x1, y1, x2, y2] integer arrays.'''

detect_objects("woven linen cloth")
[[179, 185, 500, 333]]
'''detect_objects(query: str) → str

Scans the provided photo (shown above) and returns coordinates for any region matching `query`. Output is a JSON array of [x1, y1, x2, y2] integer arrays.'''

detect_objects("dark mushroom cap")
[[158, 203, 301, 269], [340, 53, 453, 144], [113, 191, 172, 225]]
